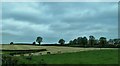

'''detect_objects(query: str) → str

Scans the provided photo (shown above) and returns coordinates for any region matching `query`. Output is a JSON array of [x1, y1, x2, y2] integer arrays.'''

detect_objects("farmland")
[[1, 44, 119, 65], [17, 49, 118, 64], [0, 44, 117, 56]]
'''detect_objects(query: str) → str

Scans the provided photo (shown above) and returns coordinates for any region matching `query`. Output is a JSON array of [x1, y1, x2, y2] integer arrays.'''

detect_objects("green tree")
[[69, 40, 73, 45], [113, 39, 120, 44], [94, 39, 99, 45], [58, 39, 65, 45], [83, 37, 88, 47], [36, 37, 43, 45], [73, 39, 77, 44], [89, 35, 95, 47], [108, 39, 114, 44], [99, 37, 107, 47], [77, 37, 83, 46]]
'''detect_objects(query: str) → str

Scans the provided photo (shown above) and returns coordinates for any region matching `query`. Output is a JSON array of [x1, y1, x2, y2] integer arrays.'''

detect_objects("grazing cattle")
[[47, 52, 51, 54], [29, 53, 33, 56], [31, 53, 34, 56], [39, 53, 42, 55]]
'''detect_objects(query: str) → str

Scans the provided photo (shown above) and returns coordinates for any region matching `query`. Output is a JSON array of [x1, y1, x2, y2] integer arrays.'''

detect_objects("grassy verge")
[[17, 49, 118, 64]]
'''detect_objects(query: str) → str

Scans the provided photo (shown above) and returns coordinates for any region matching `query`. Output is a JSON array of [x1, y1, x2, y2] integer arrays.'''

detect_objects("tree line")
[[10, 35, 120, 48], [68, 36, 107, 47]]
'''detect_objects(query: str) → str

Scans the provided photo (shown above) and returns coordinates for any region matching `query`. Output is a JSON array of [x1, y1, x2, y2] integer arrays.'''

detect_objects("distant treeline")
[[9, 35, 120, 48]]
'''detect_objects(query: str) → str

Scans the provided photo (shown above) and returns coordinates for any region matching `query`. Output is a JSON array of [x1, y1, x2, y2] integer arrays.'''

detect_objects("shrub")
[[33, 42, 36, 45], [2, 55, 18, 66], [26, 56, 32, 60], [106, 44, 115, 48], [39, 59, 47, 65], [10, 42, 13, 45], [115, 44, 120, 48]]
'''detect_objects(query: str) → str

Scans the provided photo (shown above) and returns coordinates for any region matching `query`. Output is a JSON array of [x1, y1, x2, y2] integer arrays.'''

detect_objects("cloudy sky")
[[2, 2, 118, 44]]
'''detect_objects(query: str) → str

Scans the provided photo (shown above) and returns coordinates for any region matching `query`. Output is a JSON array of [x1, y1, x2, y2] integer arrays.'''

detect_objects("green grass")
[[17, 49, 118, 64]]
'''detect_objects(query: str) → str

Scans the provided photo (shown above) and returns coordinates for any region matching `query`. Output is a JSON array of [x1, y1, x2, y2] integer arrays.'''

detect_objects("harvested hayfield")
[[0, 44, 118, 56]]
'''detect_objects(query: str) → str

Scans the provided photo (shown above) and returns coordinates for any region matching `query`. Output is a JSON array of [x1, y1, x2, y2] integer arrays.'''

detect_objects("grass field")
[[16, 49, 118, 64], [1, 45, 119, 64]]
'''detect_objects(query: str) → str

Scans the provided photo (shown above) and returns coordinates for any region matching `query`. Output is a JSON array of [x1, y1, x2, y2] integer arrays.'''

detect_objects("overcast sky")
[[2, 2, 118, 44]]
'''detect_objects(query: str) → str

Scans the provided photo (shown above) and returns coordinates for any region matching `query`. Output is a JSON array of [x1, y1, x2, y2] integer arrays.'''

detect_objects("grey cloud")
[[2, 2, 118, 44], [2, 2, 54, 24]]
